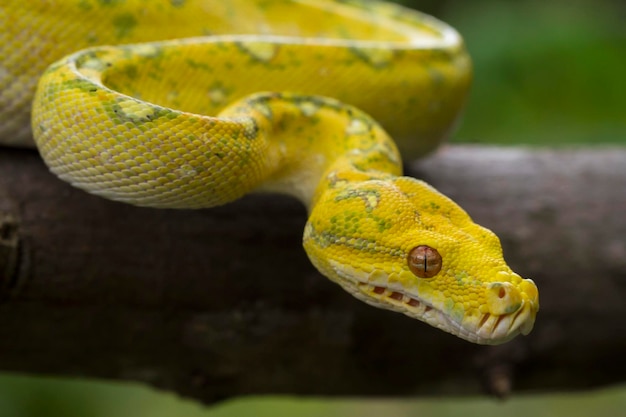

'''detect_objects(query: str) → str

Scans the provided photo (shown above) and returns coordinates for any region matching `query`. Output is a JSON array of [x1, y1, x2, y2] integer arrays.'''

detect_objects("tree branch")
[[0, 145, 625, 403]]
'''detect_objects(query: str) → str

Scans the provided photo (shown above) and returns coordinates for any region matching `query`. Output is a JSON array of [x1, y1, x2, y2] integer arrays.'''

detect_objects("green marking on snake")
[[186, 58, 212, 72], [99, 0, 123, 6], [236, 42, 279, 63], [113, 13, 138, 39], [2, 0, 539, 345], [334, 188, 381, 212], [349, 46, 395, 69]]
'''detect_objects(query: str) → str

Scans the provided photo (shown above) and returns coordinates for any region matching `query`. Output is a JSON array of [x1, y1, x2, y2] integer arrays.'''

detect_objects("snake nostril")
[[486, 282, 522, 315]]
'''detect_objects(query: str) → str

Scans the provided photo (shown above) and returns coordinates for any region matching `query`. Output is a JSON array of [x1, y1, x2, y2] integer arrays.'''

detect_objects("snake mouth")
[[475, 301, 535, 341], [352, 282, 534, 345], [356, 282, 436, 314]]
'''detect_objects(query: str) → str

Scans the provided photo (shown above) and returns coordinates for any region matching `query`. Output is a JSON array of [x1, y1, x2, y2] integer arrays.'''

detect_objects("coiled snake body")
[[1, 0, 538, 344]]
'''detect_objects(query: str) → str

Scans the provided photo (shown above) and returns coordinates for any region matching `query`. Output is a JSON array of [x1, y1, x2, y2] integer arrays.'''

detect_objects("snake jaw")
[[327, 261, 537, 345], [356, 282, 434, 314], [353, 281, 536, 345], [476, 300, 535, 341]]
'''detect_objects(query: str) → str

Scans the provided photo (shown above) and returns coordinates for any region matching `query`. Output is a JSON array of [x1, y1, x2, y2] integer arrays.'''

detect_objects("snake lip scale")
[[338, 272, 534, 345]]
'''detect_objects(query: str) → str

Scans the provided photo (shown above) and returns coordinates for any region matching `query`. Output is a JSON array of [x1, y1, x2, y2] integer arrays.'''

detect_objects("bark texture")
[[0, 145, 625, 403]]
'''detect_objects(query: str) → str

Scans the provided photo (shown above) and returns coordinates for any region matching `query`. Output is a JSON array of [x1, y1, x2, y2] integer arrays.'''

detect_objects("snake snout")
[[476, 280, 539, 342], [486, 281, 523, 315]]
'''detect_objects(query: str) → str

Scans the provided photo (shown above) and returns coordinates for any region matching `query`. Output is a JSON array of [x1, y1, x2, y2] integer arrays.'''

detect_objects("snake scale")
[[1, 0, 538, 344]]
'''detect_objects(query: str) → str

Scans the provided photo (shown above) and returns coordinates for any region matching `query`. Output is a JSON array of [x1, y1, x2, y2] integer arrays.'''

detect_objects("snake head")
[[303, 174, 539, 345]]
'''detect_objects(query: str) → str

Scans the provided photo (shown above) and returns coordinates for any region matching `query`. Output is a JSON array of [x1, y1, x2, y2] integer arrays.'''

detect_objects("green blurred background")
[[2, 0, 625, 415]]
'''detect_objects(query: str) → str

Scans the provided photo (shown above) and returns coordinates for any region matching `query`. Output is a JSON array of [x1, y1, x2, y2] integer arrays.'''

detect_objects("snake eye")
[[407, 245, 442, 278]]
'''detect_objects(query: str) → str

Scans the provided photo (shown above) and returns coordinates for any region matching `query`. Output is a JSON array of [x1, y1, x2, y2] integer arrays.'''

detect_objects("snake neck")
[[222, 92, 404, 210]]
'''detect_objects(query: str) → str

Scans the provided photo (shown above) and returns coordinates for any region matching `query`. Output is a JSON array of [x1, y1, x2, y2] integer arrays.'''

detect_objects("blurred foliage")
[[2, 0, 625, 416], [1, 373, 626, 417], [407, 0, 626, 145]]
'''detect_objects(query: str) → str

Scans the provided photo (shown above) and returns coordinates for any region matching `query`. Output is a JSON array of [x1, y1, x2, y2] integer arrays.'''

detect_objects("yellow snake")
[[1, 0, 538, 344]]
